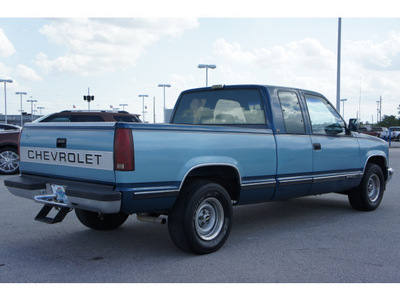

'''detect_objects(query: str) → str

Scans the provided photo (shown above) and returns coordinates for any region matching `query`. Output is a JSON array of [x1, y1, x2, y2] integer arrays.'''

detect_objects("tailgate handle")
[[57, 138, 67, 148]]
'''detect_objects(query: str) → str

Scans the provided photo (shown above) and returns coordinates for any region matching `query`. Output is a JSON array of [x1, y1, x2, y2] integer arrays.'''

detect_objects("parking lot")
[[1, 148, 400, 284]]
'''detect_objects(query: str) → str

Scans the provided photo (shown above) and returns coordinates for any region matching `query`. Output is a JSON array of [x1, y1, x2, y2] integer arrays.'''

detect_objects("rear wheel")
[[348, 163, 384, 211], [75, 209, 129, 230], [0, 147, 19, 175], [168, 180, 233, 254]]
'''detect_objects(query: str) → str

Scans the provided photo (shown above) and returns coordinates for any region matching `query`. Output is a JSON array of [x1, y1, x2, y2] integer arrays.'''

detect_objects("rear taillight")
[[114, 128, 134, 171], [18, 131, 22, 157]]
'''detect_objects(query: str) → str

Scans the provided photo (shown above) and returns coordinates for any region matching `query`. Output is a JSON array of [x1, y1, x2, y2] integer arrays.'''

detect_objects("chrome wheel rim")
[[0, 151, 19, 174], [367, 174, 380, 203], [195, 198, 224, 241]]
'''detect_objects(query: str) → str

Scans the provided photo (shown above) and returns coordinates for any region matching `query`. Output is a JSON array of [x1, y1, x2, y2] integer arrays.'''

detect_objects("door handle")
[[313, 143, 321, 150]]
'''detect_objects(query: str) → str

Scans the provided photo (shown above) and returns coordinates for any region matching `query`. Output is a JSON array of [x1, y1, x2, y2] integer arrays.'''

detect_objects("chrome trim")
[[278, 177, 313, 186], [7, 186, 121, 214], [387, 167, 394, 183], [241, 180, 276, 190], [313, 172, 363, 183], [134, 189, 180, 195]]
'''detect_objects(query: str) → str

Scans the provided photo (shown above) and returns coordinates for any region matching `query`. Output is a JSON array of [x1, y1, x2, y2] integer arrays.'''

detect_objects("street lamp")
[[37, 106, 45, 116], [198, 64, 216, 87], [15, 92, 27, 126], [138, 94, 148, 122], [340, 98, 347, 118], [27, 99, 38, 122], [0, 79, 13, 124], [158, 84, 171, 122], [119, 104, 128, 111]]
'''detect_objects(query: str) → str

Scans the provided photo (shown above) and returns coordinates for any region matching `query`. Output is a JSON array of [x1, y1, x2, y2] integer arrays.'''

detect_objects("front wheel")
[[168, 180, 233, 254], [75, 209, 129, 230], [348, 163, 385, 211]]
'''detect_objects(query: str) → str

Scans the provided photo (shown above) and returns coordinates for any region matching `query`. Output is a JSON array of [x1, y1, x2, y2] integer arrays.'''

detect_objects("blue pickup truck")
[[4, 84, 393, 254]]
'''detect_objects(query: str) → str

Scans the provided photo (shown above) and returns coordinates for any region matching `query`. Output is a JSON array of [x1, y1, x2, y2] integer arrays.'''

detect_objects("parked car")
[[0, 124, 22, 131], [0, 129, 20, 175], [389, 127, 400, 141], [377, 127, 396, 140], [35, 110, 142, 123]]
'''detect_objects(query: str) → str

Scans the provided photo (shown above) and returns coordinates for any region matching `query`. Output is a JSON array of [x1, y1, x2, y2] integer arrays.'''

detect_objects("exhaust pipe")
[[137, 213, 167, 225]]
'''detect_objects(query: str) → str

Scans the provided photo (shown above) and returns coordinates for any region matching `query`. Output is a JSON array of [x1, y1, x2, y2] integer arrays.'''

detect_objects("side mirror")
[[325, 123, 343, 135], [349, 118, 359, 132]]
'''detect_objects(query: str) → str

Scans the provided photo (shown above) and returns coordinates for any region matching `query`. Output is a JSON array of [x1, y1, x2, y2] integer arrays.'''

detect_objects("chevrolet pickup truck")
[[4, 84, 393, 254]]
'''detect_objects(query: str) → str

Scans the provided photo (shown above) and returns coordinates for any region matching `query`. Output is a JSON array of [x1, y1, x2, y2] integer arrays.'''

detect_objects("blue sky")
[[1, 1, 400, 123]]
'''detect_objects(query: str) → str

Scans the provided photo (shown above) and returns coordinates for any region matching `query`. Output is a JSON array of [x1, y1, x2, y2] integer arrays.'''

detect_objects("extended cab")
[[5, 84, 393, 254]]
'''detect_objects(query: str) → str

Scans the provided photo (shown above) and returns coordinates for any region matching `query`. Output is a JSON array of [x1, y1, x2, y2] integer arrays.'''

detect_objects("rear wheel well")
[[0, 144, 18, 151], [182, 165, 240, 201]]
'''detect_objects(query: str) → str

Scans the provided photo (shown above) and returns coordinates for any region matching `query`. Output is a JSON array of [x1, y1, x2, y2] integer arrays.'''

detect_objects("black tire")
[[168, 180, 233, 254], [0, 147, 19, 175], [348, 163, 385, 211], [75, 209, 129, 230]]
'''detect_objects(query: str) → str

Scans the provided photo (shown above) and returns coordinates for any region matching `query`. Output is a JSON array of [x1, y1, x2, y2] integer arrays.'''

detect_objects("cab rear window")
[[172, 89, 266, 125]]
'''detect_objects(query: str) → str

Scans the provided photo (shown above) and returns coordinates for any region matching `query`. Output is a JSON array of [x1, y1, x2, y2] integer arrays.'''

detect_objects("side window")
[[278, 91, 305, 134], [74, 115, 104, 122], [41, 116, 72, 122], [305, 94, 345, 136], [114, 115, 140, 122]]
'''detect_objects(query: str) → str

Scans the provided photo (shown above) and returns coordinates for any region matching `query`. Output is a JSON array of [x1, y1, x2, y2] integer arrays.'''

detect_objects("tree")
[[377, 115, 400, 127]]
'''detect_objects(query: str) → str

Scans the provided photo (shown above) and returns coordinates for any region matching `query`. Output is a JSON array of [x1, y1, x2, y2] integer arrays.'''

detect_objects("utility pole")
[[376, 101, 380, 124]]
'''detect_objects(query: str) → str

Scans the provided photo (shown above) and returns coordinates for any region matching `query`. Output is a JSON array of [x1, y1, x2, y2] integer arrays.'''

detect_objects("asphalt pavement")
[[1, 148, 400, 285]]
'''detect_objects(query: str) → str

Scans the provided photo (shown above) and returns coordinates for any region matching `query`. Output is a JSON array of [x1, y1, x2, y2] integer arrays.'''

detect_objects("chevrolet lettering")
[[5, 84, 393, 254], [20, 147, 113, 170]]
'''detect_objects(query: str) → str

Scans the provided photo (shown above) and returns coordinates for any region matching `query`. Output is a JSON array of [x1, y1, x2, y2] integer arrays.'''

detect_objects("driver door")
[[304, 93, 362, 195]]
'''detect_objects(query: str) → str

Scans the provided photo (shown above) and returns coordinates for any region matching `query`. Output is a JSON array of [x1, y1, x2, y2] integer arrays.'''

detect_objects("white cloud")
[[212, 38, 336, 91], [34, 18, 198, 76], [16, 64, 42, 81], [343, 30, 400, 71], [0, 27, 16, 57], [212, 34, 400, 122], [0, 61, 12, 77]]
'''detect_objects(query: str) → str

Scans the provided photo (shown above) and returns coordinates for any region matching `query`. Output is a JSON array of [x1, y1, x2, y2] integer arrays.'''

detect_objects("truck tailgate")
[[19, 122, 116, 184]]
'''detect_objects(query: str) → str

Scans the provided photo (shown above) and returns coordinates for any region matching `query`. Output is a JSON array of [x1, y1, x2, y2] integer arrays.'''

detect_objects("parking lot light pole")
[[27, 99, 38, 122], [37, 106, 45, 116], [119, 104, 128, 111], [158, 84, 171, 122], [1, 79, 13, 124], [340, 98, 347, 118], [198, 64, 216, 87], [15, 92, 27, 126], [139, 95, 148, 122]]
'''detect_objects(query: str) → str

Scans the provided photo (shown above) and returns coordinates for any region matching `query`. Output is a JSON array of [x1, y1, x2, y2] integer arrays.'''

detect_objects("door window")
[[305, 94, 345, 136], [278, 91, 306, 134]]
